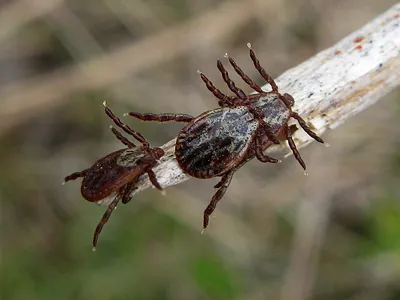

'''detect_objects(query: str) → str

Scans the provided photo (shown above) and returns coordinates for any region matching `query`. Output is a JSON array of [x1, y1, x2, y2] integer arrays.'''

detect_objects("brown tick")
[[126, 44, 326, 230], [64, 102, 164, 249]]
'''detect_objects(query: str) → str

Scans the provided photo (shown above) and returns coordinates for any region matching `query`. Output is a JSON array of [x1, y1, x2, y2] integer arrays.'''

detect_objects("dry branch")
[[100, 4, 400, 205]]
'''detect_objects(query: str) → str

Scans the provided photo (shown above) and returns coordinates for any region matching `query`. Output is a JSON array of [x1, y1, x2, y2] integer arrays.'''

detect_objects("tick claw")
[[247, 42, 252, 49], [324, 143, 330, 148], [304, 171, 309, 176], [123, 113, 129, 117], [102, 101, 107, 107], [161, 190, 167, 196], [92, 247, 96, 252], [224, 53, 229, 58], [201, 228, 206, 235], [196, 70, 202, 75], [62, 181, 66, 185]]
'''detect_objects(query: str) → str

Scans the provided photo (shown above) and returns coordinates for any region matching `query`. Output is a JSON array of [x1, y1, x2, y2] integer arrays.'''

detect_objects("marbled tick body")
[[127, 44, 326, 230], [64, 103, 164, 249], [79, 147, 163, 203], [176, 106, 258, 178], [176, 92, 291, 179]]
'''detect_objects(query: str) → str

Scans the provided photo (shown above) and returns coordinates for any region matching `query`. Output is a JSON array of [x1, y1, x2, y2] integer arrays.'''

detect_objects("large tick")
[[64, 102, 164, 249], [126, 44, 326, 230]]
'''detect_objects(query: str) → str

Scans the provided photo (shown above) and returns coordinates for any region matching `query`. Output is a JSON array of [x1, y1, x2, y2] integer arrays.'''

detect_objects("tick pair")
[[64, 44, 326, 248]]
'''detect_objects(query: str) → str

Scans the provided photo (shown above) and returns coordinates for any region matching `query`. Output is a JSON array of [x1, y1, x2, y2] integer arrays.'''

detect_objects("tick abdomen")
[[176, 106, 259, 179], [81, 148, 149, 201]]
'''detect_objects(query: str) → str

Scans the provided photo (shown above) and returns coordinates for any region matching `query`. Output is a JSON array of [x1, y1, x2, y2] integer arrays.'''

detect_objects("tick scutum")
[[249, 93, 291, 133]]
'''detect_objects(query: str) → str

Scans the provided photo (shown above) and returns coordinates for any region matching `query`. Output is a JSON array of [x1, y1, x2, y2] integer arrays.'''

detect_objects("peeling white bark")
[[99, 4, 400, 205]]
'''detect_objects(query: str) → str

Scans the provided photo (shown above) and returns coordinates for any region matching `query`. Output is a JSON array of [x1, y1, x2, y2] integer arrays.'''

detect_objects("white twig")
[[100, 4, 400, 205]]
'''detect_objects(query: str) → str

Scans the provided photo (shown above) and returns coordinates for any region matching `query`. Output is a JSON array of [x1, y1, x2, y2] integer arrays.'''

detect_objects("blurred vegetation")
[[0, 0, 399, 299]]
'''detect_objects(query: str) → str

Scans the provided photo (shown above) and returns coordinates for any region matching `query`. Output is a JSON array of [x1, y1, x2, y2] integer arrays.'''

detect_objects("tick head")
[[281, 93, 295, 108], [151, 147, 164, 160]]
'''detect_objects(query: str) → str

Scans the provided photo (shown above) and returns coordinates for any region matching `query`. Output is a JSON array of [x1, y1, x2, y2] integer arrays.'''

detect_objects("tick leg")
[[103, 102, 150, 149], [225, 53, 264, 93], [251, 107, 280, 145], [290, 112, 324, 144], [121, 182, 138, 204], [92, 196, 120, 250], [198, 71, 236, 107], [247, 43, 278, 92], [217, 60, 248, 101], [147, 169, 162, 190], [284, 124, 307, 171], [249, 108, 280, 145], [110, 126, 137, 148], [203, 171, 234, 230], [127, 112, 194, 123], [63, 169, 88, 183], [255, 136, 281, 163], [261, 122, 280, 145]]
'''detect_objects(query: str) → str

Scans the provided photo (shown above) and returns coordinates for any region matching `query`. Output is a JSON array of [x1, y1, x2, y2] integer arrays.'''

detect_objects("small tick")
[[126, 44, 326, 230], [64, 102, 164, 249]]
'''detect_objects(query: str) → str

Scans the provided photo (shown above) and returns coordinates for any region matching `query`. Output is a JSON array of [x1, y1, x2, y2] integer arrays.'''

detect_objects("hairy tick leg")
[[217, 60, 247, 101], [224, 53, 264, 93], [120, 181, 137, 204], [110, 126, 137, 148], [291, 112, 325, 144], [285, 124, 307, 171], [203, 171, 234, 230], [262, 123, 280, 145], [63, 169, 88, 184], [249, 107, 280, 145], [255, 137, 281, 163], [103, 102, 150, 149], [197, 70, 235, 107], [126, 112, 194, 123], [92, 196, 120, 250], [147, 169, 162, 190], [247, 43, 279, 92]]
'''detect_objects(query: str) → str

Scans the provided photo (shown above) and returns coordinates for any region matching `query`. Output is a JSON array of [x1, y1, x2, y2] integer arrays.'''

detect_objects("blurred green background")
[[0, 0, 399, 299]]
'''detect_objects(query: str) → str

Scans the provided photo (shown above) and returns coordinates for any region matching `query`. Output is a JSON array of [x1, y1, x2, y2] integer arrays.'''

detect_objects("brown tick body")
[[64, 103, 164, 249], [127, 44, 325, 230]]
